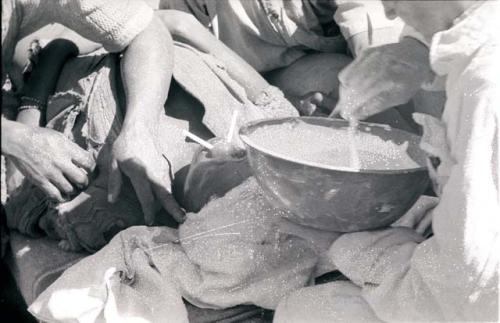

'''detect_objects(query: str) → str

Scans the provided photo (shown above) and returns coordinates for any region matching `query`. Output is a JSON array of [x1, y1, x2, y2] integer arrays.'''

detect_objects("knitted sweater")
[[2, 0, 153, 70]]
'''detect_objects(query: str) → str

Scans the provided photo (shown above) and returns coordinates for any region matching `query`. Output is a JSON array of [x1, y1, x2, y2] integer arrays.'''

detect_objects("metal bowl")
[[239, 117, 429, 232]]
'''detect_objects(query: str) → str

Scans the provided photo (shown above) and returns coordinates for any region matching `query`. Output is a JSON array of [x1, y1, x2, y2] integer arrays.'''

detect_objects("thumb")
[[329, 84, 350, 118], [329, 97, 345, 118], [107, 158, 122, 203]]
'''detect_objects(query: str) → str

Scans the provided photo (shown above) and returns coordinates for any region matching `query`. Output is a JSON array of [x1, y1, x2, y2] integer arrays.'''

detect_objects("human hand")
[[108, 125, 185, 225], [331, 37, 433, 121], [392, 195, 438, 236], [8, 126, 94, 202], [5, 159, 25, 194], [290, 92, 338, 116]]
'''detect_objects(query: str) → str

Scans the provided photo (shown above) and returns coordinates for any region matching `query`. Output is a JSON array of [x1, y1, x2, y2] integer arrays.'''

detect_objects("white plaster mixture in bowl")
[[247, 120, 421, 171]]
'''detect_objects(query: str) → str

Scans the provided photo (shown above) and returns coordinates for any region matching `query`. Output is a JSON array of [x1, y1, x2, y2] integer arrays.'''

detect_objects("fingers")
[[333, 79, 396, 121], [316, 94, 338, 112], [152, 182, 185, 223], [329, 108, 341, 118], [48, 171, 76, 197], [334, 49, 392, 120], [107, 159, 123, 203], [331, 84, 359, 120], [297, 92, 338, 116], [131, 177, 156, 226], [293, 92, 316, 116], [39, 181, 65, 203], [298, 99, 317, 116], [59, 162, 89, 189], [71, 149, 96, 173]]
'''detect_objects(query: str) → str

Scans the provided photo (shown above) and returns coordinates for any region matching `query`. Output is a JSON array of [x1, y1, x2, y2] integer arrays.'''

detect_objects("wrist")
[[17, 108, 43, 126], [121, 106, 161, 133], [1, 119, 31, 157], [120, 118, 157, 140]]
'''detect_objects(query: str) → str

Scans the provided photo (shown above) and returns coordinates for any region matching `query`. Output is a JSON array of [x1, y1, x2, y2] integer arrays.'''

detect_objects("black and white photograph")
[[1, 0, 499, 322]]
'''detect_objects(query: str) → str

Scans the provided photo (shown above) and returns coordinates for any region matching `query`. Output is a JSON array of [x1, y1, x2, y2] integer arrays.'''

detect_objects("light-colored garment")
[[28, 178, 334, 322], [334, 0, 404, 47], [277, 2, 500, 322], [159, 0, 403, 71], [1, 0, 153, 71]]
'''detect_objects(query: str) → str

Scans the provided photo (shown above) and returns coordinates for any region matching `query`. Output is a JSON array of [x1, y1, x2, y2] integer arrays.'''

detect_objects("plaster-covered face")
[[381, 1, 456, 39]]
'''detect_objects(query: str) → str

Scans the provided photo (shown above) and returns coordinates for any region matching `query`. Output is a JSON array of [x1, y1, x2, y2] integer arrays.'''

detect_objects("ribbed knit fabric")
[[2, 0, 153, 66]]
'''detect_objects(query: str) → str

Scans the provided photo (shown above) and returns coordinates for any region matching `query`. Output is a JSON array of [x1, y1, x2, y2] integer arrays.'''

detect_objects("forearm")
[[19, 39, 78, 127], [120, 16, 173, 131], [157, 10, 269, 102]]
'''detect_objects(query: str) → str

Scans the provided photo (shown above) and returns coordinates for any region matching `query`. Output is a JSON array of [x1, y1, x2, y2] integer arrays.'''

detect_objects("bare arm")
[[17, 39, 78, 126], [108, 16, 186, 224], [119, 15, 173, 131], [156, 10, 269, 102]]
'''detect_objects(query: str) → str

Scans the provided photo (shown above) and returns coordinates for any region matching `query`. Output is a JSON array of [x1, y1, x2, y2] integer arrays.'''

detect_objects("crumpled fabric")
[[29, 226, 188, 323], [29, 177, 326, 322], [274, 195, 438, 323], [412, 112, 454, 196]]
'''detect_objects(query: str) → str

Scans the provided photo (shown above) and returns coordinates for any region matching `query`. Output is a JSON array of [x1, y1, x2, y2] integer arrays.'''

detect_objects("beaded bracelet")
[[18, 104, 44, 112], [19, 96, 46, 112]]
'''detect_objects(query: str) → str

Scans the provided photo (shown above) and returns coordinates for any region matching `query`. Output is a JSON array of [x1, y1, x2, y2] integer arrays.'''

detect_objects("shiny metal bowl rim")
[[238, 116, 427, 175]]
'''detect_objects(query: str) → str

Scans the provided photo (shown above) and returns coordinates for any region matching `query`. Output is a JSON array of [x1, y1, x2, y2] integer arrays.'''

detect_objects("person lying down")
[[4, 24, 298, 252]]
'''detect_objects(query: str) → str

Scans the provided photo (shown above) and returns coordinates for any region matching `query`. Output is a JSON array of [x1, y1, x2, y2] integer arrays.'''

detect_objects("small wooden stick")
[[182, 130, 214, 150], [226, 110, 239, 143]]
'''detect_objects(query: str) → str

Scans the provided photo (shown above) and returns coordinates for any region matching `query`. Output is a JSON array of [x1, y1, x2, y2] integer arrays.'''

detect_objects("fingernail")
[[107, 194, 113, 203]]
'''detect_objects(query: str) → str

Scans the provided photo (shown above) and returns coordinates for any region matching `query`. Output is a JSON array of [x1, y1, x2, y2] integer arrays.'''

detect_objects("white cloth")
[[29, 178, 339, 322], [276, 1, 500, 322], [335, 0, 404, 47]]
